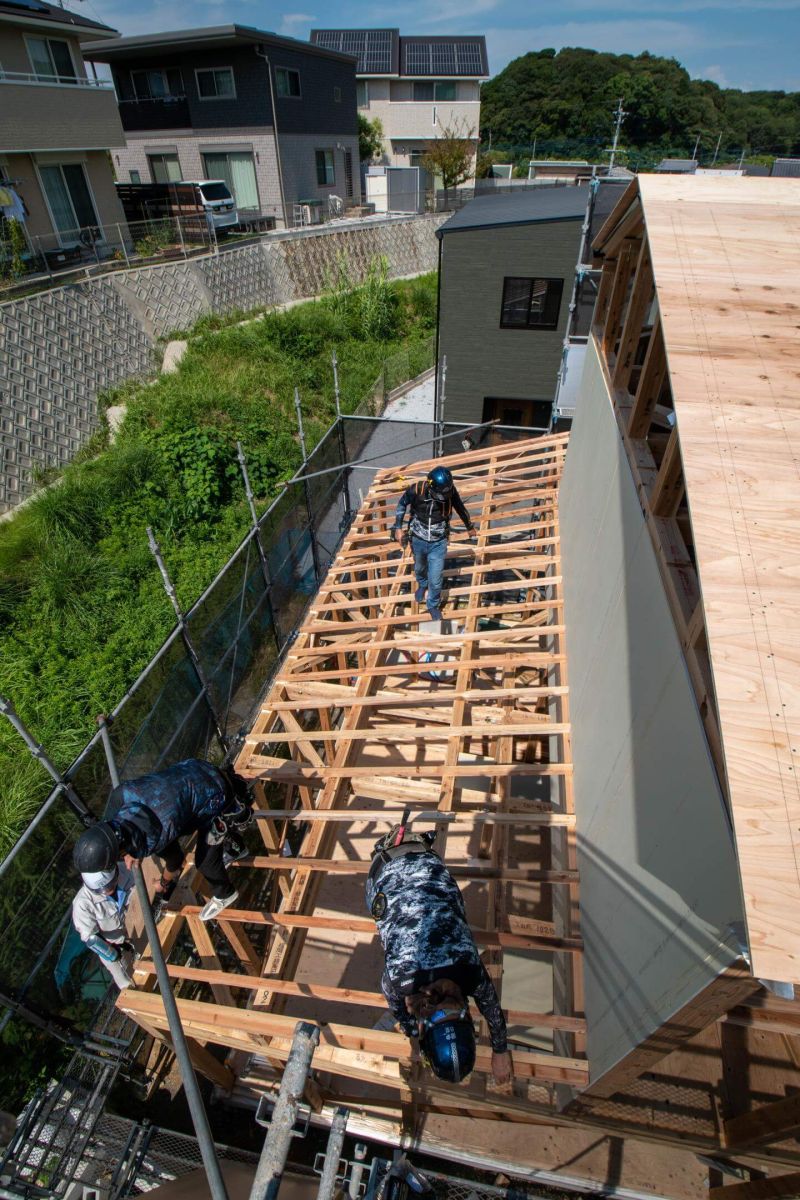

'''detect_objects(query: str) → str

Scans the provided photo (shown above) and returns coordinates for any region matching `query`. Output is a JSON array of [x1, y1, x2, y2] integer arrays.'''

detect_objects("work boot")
[[199, 891, 239, 922]]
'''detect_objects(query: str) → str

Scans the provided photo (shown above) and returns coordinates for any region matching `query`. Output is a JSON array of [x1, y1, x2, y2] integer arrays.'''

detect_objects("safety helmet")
[[82, 867, 119, 893], [419, 1005, 476, 1083], [427, 466, 454, 502], [73, 823, 119, 874]]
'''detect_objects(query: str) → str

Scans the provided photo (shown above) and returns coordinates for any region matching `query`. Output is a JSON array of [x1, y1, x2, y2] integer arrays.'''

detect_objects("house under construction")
[[111, 174, 800, 1197]]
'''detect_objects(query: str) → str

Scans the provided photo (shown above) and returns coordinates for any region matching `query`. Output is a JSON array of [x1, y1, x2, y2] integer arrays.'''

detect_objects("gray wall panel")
[[559, 338, 745, 1084]]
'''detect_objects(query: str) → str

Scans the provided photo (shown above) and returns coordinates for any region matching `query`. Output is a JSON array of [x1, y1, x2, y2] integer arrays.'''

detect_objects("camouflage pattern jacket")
[[365, 849, 508, 1052], [107, 759, 231, 859]]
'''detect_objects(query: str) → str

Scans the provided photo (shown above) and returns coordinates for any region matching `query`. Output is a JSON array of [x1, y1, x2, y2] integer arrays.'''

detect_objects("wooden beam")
[[228, 855, 578, 883], [247, 808, 575, 826], [612, 241, 654, 392], [650, 426, 684, 517], [708, 1172, 800, 1200], [628, 316, 666, 438], [724, 1092, 800, 1150]]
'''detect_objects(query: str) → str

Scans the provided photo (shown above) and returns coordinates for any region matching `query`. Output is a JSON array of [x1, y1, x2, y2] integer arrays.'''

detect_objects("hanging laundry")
[[0, 187, 26, 223]]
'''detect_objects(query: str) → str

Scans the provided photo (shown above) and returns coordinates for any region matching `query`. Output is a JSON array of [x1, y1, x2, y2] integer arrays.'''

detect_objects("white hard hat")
[[82, 869, 117, 891]]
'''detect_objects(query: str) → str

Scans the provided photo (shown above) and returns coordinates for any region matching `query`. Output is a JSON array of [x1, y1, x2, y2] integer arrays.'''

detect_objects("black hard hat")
[[427, 466, 453, 499], [420, 1007, 476, 1083], [73, 823, 119, 874]]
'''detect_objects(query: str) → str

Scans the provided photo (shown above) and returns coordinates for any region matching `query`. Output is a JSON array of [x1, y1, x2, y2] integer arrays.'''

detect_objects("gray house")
[[83, 25, 361, 227], [435, 189, 588, 430]]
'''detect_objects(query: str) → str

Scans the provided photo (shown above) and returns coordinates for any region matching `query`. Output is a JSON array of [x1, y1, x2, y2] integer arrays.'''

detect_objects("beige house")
[[310, 29, 486, 176], [0, 0, 127, 264]]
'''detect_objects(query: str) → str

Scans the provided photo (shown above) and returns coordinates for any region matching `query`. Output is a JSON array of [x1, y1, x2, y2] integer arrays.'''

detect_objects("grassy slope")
[[0, 271, 437, 852]]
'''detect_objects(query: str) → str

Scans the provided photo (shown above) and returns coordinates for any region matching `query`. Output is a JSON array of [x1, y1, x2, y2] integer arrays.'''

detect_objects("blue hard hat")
[[420, 1007, 476, 1083], [427, 466, 453, 498]]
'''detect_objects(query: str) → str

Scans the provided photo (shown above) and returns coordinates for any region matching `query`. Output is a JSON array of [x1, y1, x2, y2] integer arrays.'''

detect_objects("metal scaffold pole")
[[249, 1021, 321, 1200], [293, 389, 322, 583], [95, 715, 230, 1200], [317, 1107, 349, 1200], [236, 441, 283, 648], [147, 527, 229, 750], [0, 695, 94, 827], [331, 350, 352, 520]]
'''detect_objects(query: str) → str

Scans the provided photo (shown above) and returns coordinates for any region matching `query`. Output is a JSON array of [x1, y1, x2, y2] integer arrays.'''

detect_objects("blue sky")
[[84, 0, 799, 93]]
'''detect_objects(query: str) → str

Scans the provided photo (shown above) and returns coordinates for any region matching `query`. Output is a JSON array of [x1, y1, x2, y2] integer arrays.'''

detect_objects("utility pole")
[[692, 131, 702, 162], [607, 98, 628, 171], [738, 147, 746, 169], [712, 131, 723, 165]]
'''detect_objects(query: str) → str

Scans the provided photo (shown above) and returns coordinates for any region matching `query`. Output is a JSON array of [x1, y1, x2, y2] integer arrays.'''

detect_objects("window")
[[27, 37, 76, 82], [275, 67, 301, 98], [131, 68, 183, 99], [344, 149, 353, 199], [356, 80, 368, 107], [39, 163, 97, 237], [129, 169, 141, 184], [195, 67, 235, 99], [202, 151, 259, 210], [333, 86, 341, 102], [148, 153, 182, 184], [411, 80, 456, 102], [500, 276, 564, 330], [315, 149, 335, 186]]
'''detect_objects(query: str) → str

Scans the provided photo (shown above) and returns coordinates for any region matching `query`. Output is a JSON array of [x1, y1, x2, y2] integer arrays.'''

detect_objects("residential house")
[[434, 188, 589, 431], [0, 0, 128, 260], [310, 29, 487, 177], [83, 25, 362, 227]]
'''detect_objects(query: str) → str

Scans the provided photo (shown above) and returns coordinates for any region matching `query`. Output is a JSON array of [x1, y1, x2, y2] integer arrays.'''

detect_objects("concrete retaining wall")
[[558, 337, 745, 1086], [0, 214, 446, 512]]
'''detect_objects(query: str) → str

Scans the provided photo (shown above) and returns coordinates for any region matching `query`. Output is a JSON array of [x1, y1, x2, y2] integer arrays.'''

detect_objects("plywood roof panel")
[[637, 174, 800, 983]]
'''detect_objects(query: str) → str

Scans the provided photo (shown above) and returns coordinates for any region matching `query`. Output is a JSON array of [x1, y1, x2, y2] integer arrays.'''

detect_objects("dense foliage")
[[479, 48, 800, 168], [0, 269, 438, 853]]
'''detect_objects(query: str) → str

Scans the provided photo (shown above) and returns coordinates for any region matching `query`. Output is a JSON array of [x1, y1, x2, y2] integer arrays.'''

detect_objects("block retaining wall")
[[0, 214, 446, 513]]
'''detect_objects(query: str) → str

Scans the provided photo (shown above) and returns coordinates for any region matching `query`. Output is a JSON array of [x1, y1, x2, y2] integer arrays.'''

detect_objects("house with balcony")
[[0, 0, 128, 263], [83, 25, 362, 228], [310, 29, 487, 178]]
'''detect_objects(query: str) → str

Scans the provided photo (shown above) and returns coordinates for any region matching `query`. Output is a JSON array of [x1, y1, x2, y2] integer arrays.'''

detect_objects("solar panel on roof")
[[403, 40, 484, 76], [456, 42, 483, 73], [313, 28, 393, 72]]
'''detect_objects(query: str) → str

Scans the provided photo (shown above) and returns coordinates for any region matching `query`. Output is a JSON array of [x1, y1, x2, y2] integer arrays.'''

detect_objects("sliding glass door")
[[202, 152, 259, 211], [38, 163, 98, 239]]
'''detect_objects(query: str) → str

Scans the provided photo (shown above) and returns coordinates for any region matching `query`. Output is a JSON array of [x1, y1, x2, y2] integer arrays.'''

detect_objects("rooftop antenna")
[[606, 98, 628, 171]]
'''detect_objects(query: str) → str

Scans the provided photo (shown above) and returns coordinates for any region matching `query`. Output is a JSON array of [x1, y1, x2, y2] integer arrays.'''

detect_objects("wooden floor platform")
[[118, 433, 800, 1192]]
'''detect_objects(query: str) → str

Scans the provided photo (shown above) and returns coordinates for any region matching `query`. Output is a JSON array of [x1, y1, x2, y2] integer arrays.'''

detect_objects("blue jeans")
[[411, 535, 447, 614]]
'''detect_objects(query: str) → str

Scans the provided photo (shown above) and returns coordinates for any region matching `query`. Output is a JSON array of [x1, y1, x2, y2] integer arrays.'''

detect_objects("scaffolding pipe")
[[95, 715, 231, 1200], [236, 441, 283, 648], [249, 1021, 320, 1200], [293, 391, 322, 583], [147, 528, 229, 749], [317, 1107, 349, 1200], [0, 695, 93, 827]]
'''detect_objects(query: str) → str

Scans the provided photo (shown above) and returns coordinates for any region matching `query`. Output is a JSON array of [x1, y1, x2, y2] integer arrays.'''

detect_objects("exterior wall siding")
[[437, 219, 582, 426], [0, 213, 445, 512], [0, 82, 124, 153], [277, 132, 362, 210], [359, 77, 481, 166], [558, 336, 744, 1085]]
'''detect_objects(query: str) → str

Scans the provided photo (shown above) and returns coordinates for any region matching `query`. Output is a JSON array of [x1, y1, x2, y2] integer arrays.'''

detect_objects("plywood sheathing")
[[594, 174, 800, 985]]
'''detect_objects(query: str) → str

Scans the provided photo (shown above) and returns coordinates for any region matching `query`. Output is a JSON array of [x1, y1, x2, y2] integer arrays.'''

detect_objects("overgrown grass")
[[0, 268, 438, 852]]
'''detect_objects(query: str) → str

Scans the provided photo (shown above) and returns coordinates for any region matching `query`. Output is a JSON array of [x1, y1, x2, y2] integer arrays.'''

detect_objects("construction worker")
[[72, 759, 252, 922], [392, 466, 476, 620], [366, 820, 513, 1086], [72, 864, 136, 990]]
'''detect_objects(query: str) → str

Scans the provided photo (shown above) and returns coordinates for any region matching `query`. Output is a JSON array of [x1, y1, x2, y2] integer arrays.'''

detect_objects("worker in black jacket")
[[365, 823, 513, 1085], [392, 466, 476, 620]]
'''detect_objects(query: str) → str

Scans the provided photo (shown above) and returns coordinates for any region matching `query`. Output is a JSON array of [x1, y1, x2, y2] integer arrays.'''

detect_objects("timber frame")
[[118, 428, 800, 1180]]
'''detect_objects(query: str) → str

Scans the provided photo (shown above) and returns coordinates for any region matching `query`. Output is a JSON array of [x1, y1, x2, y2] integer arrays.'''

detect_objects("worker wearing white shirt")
[[71, 865, 135, 990]]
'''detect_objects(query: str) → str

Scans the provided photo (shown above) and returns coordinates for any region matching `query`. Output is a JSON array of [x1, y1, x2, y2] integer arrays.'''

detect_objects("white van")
[[183, 180, 239, 230]]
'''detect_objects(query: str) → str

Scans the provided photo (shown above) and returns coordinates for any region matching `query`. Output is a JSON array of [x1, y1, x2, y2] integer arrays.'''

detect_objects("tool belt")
[[368, 837, 432, 883]]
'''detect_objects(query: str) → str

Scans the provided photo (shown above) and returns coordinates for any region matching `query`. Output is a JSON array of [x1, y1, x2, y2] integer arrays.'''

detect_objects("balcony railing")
[[118, 94, 191, 132], [0, 69, 114, 89]]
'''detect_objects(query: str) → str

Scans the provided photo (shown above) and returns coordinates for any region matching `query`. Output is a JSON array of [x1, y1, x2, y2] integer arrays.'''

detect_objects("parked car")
[[115, 179, 239, 232]]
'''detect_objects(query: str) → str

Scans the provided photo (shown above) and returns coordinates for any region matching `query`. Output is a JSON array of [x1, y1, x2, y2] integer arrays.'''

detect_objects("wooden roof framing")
[[117, 432, 800, 1173], [592, 174, 800, 985]]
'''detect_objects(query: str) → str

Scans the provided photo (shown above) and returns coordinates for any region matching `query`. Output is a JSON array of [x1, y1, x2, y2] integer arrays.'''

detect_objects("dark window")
[[27, 36, 76, 81], [356, 80, 368, 107], [412, 80, 434, 102], [434, 81, 456, 100], [196, 67, 235, 99], [344, 149, 353, 199], [500, 276, 563, 330], [333, 86, 341, 102], [316, 149, 335, 186], [131, 68, 183, 99], [276, 67, 301, 98], [129, 169, 141, 184]]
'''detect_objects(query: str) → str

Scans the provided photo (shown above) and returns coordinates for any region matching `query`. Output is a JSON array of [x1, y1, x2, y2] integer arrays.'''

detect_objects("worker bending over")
[[366, 821, 513, 1085], [72, 865, 135, 990], [392, 466, 476, 621], [72, 759, 252, 922]]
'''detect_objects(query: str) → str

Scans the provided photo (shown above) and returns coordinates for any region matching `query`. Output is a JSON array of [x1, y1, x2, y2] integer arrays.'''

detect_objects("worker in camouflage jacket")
[[72, 759, 252, 922], [365, 824, 513, 1085]]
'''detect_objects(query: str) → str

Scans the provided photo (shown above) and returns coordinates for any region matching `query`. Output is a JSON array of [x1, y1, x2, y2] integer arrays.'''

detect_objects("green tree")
[[358, 113, 384, 163], [421, 120, 476, 200]]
